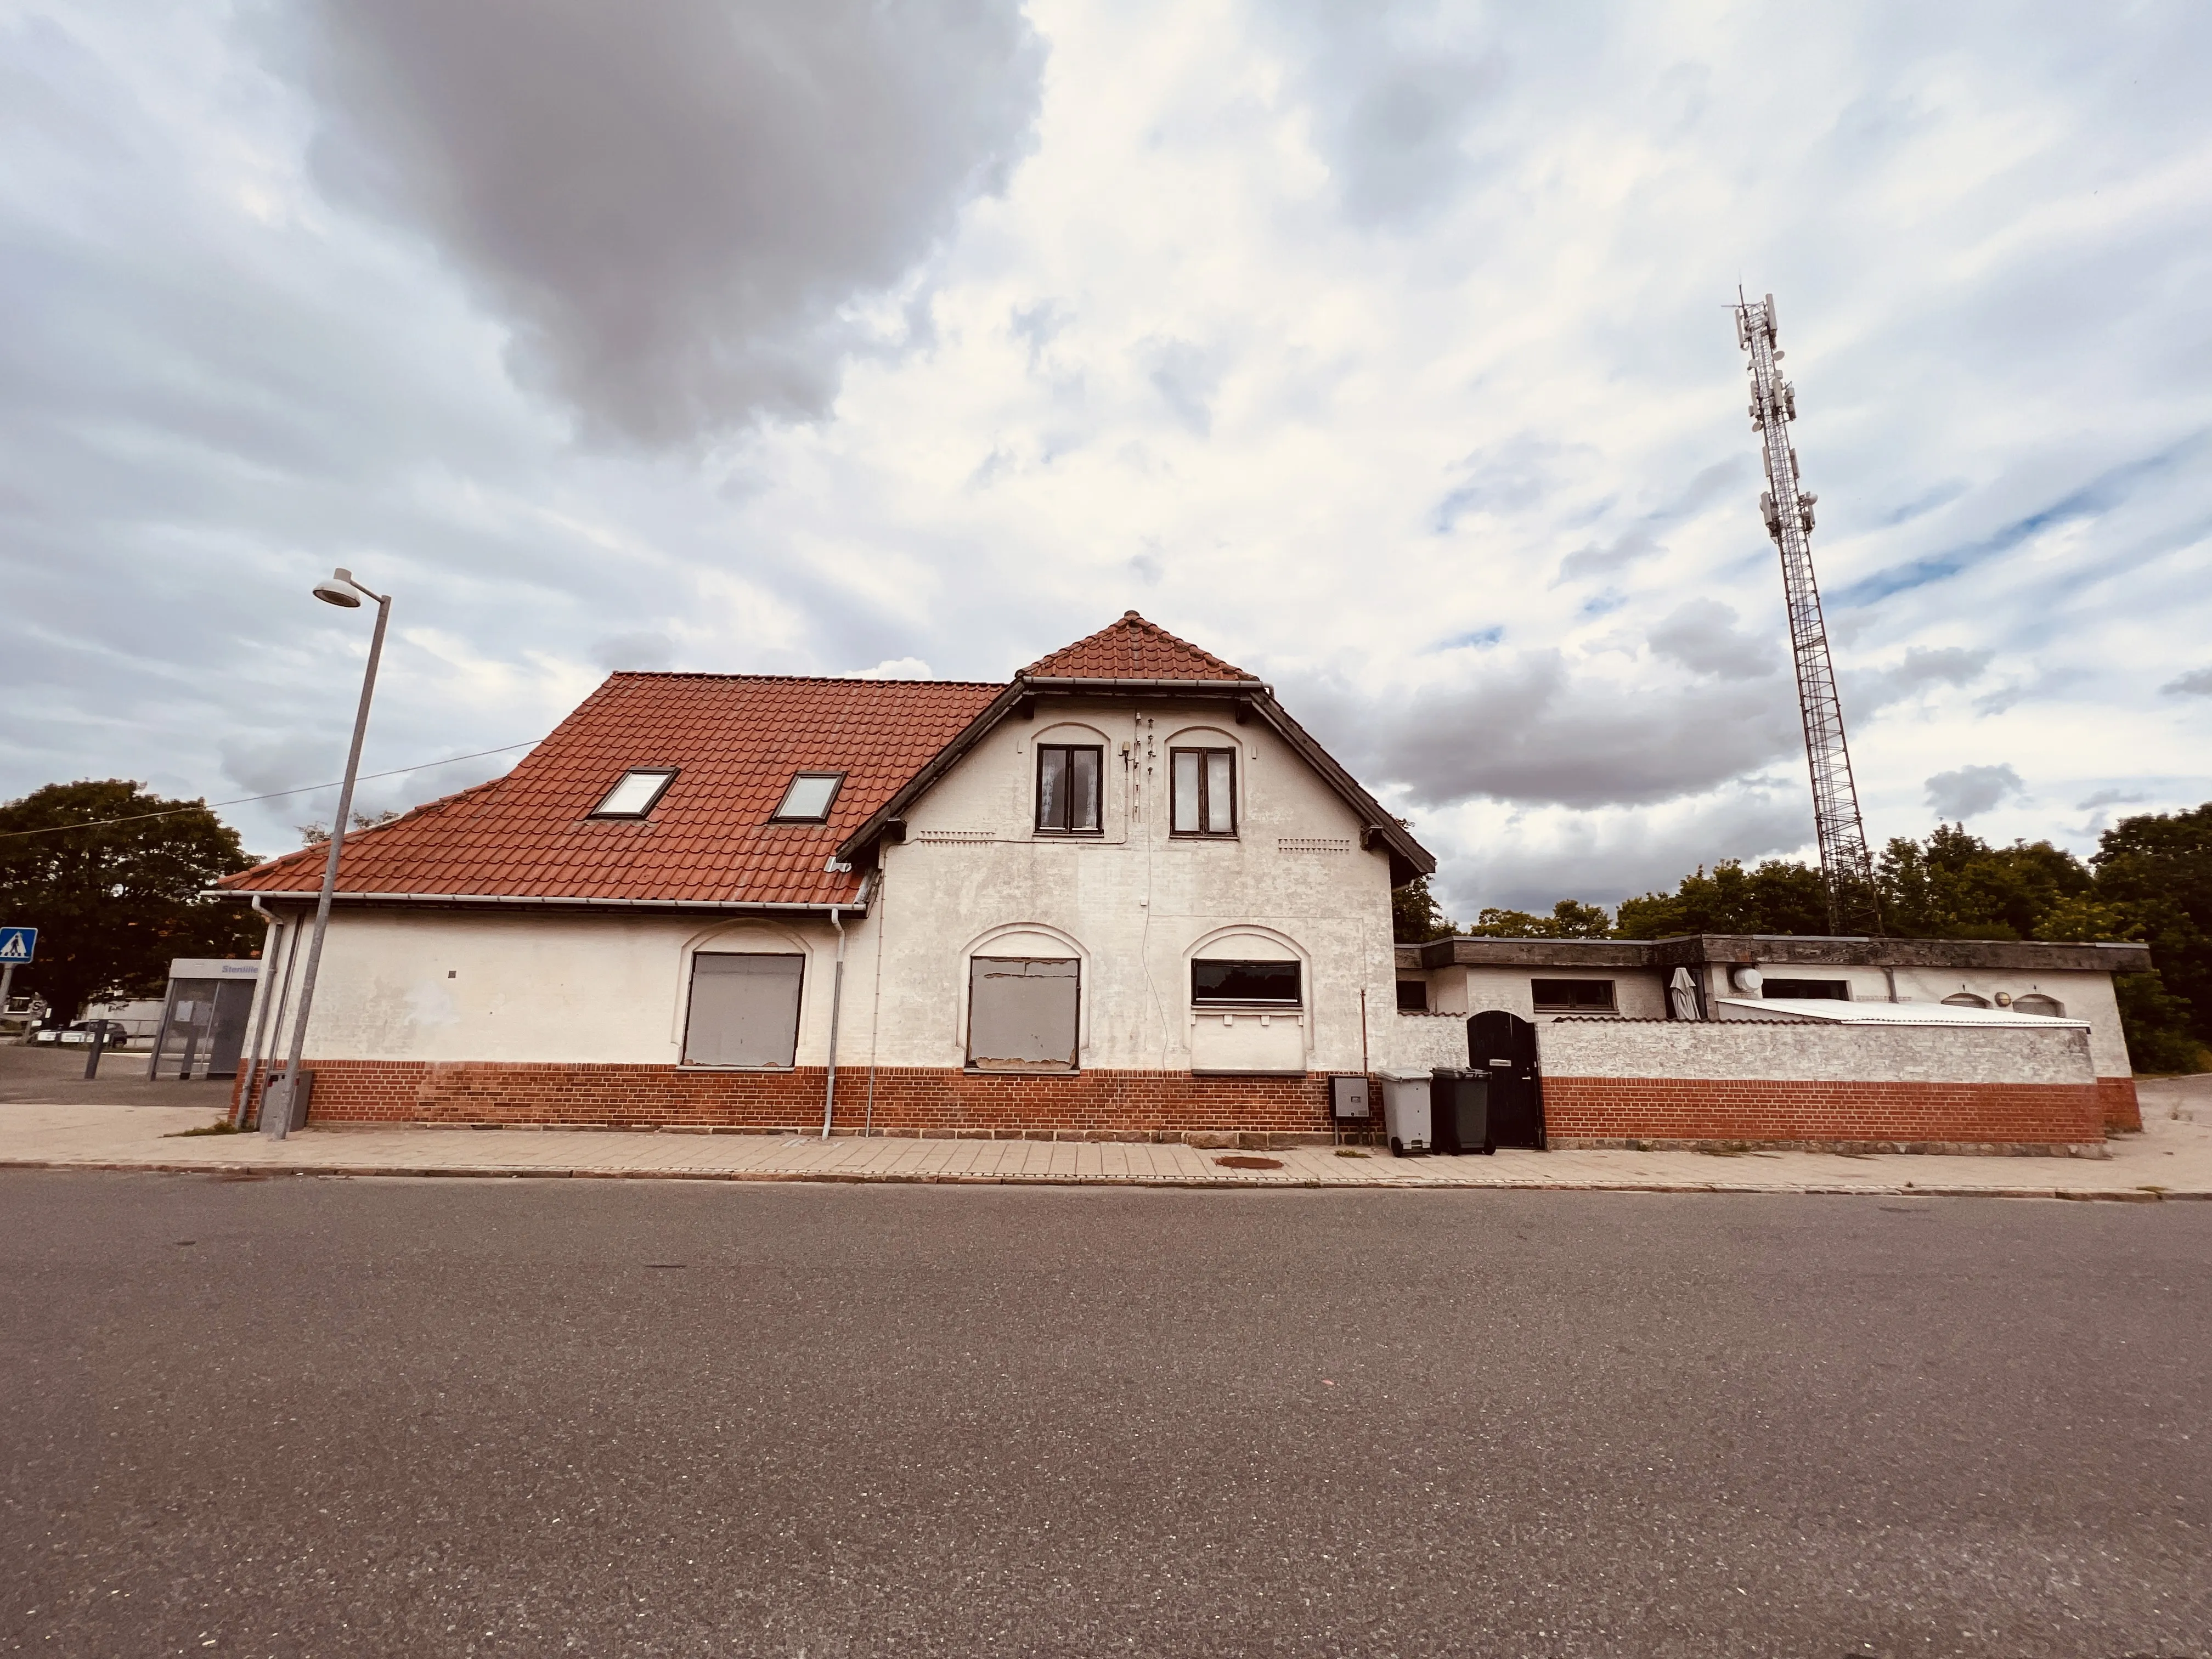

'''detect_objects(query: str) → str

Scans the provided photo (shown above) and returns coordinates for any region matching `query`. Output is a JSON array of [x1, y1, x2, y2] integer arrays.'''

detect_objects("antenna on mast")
[[1734, 289, 1882, 935]]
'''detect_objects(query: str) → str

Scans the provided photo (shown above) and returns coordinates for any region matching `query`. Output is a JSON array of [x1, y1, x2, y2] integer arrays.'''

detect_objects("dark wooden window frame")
[[1530, 977, 1617, 1014], [1170, 746, 1238, 838], [769, 771, 847, 824], [1034, 744, 1104, 835]]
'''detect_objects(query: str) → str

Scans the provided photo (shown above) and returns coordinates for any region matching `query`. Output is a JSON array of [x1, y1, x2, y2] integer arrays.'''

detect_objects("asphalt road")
[[3, 1174, 2207, 1657]]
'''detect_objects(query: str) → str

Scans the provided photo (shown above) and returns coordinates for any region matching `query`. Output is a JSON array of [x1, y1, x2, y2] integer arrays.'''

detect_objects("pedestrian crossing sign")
[[0, 927, 35, 963]]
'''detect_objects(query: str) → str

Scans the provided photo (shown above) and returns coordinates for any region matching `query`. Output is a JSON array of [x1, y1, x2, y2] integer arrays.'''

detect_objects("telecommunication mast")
[[1734, 291, 1881, 935]]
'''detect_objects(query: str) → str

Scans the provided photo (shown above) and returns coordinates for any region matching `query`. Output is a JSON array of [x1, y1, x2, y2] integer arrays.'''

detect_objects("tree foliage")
[[1391, 874, 1457, 943], [1615, 860, 1830, 939], [0, 780, 260, 1019], [1464, 899, 1615, 938]]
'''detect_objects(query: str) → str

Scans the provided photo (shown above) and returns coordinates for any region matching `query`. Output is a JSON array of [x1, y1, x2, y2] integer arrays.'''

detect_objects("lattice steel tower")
[[1734, 290, 1881, 935]]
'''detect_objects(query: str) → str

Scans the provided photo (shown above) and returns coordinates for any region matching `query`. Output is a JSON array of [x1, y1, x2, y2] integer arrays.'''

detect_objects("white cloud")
[[2, 0, 2209, 893]]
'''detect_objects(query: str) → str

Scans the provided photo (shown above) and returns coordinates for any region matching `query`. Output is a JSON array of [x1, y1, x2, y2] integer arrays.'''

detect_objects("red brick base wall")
[[1543, 1075, 2105, 1153], [242, 1060, 1347, 1144], [2097, 1075, 2142, 1133]]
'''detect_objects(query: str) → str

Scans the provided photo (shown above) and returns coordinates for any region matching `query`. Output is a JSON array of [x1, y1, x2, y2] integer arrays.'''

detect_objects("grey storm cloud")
[[1271, 2, 1507, 226], [289, 0, 1045, 444], [1925, 763, 2025, 821], [1842, 645, 1993, 714], [2163, 667, 2212, 696], [1427, 791, 1816, 918], [592, 631, 676, 673], [1143, 338, 1222, 437], [1645, 598, 1781, 681], [1297, 650, 1802, 810]]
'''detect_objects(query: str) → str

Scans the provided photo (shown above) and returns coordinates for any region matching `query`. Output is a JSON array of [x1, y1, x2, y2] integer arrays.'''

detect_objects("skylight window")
[[590, 768, 678, 819], [772, 772, 843, 822]]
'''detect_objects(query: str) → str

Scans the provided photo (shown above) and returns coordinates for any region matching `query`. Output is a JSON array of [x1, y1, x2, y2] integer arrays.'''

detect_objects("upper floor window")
[[590, 768, 678, 819], [1171, 748, 1235, 837], [1036, 744, 1102, 834], [772, 772, 844, 823]]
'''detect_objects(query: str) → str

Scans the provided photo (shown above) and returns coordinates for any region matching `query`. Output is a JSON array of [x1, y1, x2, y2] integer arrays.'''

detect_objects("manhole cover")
[[1215, 1154, 1283, 1170]]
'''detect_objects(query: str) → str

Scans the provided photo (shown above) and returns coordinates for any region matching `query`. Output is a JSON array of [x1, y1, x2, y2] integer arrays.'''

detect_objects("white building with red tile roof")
[[219, 613, 1444, 1140]]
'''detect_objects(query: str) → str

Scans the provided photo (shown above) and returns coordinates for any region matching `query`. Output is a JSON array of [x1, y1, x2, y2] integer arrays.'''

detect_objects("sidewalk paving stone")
[[3, 1082, 2210, 1199]]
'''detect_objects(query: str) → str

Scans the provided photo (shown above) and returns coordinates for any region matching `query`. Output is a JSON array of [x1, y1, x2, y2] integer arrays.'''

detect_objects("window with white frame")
[[590, 768, 678, 819], [1171, 748, 1236, 837], [683, 953, 804, 1067], [1191, 958, 1300, 1006]]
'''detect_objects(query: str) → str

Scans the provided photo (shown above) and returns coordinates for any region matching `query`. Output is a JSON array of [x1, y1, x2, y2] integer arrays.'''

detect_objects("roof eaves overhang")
[[837, 675, 1437, 883], [205, 889, 870, 917]]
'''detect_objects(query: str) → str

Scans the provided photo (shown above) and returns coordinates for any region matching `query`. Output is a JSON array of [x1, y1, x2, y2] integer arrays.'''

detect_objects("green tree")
[[1465, 899, 1614, 938], [1615, 859, 1831, 938], [1392, 874, 1457, 943], [0, 780, 260, 1020], [2090, 802, 2212, 1056], [1877, 824, 2092, 940]]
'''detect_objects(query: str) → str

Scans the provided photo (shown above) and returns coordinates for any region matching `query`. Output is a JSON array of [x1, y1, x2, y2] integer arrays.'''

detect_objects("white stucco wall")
[[870, 699, 1402, 1074], [276, 696, 1409, 1075], [1419, 959, 2134, 1077], [1538, 1019, 2095, 1086]]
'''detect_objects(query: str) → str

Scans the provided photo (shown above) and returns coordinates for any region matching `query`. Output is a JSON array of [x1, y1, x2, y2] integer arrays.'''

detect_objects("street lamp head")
[[313, 568, 363, 608]]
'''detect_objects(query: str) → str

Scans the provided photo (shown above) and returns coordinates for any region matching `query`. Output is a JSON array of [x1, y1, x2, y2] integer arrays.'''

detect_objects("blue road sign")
[[0, 927, 36, 963]]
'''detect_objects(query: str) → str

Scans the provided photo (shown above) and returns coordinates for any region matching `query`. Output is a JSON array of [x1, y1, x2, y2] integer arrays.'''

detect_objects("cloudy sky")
[[4, 0, 2208, 915]]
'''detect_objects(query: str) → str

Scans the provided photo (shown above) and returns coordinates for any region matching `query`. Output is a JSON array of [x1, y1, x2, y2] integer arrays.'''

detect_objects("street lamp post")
[[264, 567, 390, 1140]]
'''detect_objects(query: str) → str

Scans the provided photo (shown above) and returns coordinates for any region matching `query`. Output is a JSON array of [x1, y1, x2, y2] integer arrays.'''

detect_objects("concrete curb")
[[2, 1155, 2207, 1200]]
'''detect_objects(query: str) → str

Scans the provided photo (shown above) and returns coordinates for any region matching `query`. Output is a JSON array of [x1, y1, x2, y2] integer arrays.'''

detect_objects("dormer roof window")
[[590, 768, 678, 819], [772, 772, 844, 823]]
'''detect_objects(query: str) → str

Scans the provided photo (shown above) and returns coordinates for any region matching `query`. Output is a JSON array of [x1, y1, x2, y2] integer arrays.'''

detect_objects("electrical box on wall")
[[1330, 1075, 1371, 1120]]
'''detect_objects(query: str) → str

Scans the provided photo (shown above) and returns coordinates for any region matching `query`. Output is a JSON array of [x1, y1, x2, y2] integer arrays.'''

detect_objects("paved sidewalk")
[[3, 1075, 2209, 1198]]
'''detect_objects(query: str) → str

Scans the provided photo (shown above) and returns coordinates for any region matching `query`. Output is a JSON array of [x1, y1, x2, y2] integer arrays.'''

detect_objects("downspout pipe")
[[819, 904, 848, 1139]]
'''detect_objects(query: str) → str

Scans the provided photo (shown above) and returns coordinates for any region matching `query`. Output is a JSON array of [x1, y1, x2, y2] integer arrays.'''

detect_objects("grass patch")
[[166, 1120, 239, 1138]]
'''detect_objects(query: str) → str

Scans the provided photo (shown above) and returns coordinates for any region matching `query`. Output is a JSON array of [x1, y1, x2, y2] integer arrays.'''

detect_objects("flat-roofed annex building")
[[1396, 933, 2154, 1135], [218, 613, 1434, 1140]]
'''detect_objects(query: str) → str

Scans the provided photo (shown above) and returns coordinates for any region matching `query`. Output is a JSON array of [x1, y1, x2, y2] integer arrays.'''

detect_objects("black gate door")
[[1468, 1011, 1544, 1149]]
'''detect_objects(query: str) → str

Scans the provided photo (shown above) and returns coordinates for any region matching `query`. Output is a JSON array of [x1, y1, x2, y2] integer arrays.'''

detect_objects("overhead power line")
[[0, 740, 542, 841]]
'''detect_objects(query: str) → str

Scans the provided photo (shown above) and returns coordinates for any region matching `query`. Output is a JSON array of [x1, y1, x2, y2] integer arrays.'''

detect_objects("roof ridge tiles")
[[602, 670, 1007, 687]]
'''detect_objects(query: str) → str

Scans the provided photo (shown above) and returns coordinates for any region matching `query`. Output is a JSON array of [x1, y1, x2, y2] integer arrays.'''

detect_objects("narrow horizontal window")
[[1036, 745, 1102, 834], [590, 768, 678, 819], [1531, 978, 1616, 1013], [1192, 958, 1300, 1007], [772, 772, 844, 823], [1762, 979, 1849, 1001], [1171, 748, 1236, 837]]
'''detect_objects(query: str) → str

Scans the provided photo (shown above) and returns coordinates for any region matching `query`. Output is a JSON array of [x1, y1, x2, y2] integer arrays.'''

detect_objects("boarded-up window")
[[2012, 993, 2065, 1018], [967, 957, 1080, 1073], [684, 953, 804, 1067]]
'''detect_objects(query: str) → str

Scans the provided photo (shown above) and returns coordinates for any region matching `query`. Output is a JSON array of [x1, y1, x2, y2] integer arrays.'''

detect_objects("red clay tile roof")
[[1019, 611, 1253, 681], [219, 674, 1003, 908]]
